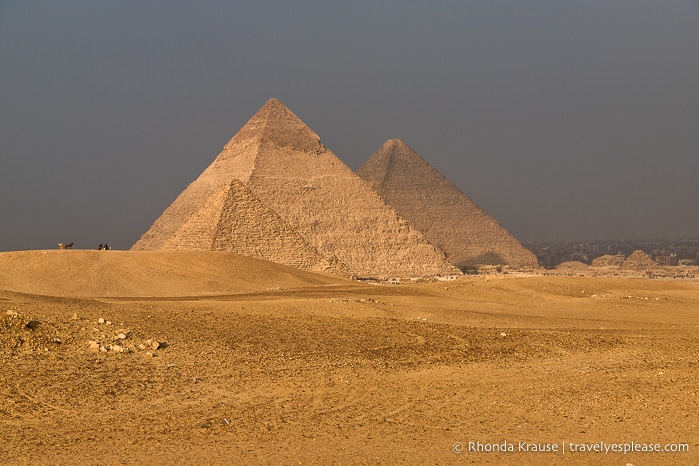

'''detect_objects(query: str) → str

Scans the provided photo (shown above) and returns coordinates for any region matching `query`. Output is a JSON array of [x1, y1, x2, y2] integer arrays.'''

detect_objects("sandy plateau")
[[1, 250, 698, 465]]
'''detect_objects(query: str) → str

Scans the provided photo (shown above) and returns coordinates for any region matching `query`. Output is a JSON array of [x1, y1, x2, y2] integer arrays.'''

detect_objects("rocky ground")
[[1, 251, 698, 464]]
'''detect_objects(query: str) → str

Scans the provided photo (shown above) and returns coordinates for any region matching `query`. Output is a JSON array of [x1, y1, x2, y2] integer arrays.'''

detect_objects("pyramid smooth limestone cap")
[[226, 98, 323, 151]]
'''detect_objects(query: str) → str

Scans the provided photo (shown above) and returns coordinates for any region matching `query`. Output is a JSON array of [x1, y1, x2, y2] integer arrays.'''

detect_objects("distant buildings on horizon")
[[528, 238, 699, 269]]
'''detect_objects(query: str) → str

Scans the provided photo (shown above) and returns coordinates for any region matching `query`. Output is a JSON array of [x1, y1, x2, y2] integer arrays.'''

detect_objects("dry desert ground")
[[1, 250, 698, 465]]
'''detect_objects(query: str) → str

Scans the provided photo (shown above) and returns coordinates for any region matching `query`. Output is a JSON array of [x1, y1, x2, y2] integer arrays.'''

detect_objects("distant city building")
[[656, 254, 678, 267]]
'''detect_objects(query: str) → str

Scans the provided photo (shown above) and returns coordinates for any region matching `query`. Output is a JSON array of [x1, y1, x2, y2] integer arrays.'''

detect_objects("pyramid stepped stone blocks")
[[622, 250, 657, 270], [158, 179, 347, 273], [133, 99, 459, 277], [357, 139, 539, 270]]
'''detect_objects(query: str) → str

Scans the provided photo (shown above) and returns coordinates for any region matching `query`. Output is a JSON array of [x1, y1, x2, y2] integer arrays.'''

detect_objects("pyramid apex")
[[362, 139, 425, 170], [227, 99, 322, 151], [378, 138, 411, 152], [261, 97, 287, 110], [385, 138, 407, 146], [381, 138, 420, 154]]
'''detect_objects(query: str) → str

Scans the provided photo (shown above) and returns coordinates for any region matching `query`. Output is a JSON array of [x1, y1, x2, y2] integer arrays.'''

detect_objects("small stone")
[[138, 344, 146, 350], [145, 339, 152, 346], [106, 321, 112, 325], [72, 313, 78, 320], [98, 318, 105, 324], [117, 333, 127, 340], [500, 332, 507, 337], [88, 340, 99, 350], [99, 346, 108, 353], [151, 341, 162, 350], [6, 310, 17, 316], [112, 345, 123, 353], [25, 320, 41, 330]]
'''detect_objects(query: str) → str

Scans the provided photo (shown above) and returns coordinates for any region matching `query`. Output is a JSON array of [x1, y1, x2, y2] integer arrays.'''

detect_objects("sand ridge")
[[0, 250, 348, 298]]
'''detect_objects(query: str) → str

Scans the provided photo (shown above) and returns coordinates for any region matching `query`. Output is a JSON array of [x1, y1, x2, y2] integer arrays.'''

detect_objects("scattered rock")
[[88, 340, 99, 350], [25, 320, 41, 330], [98, 318, 105, 324]]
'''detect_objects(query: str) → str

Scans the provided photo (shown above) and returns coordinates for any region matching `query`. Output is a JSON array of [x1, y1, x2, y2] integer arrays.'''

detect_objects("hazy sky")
[[2, 1, 698, 251]]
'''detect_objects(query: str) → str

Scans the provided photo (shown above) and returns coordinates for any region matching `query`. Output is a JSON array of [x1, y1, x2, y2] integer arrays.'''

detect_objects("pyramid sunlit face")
[[132, 99, 459, 277]]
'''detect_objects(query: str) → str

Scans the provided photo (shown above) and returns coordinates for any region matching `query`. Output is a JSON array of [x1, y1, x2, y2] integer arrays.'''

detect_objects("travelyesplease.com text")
[[453, 440, 689, 455]]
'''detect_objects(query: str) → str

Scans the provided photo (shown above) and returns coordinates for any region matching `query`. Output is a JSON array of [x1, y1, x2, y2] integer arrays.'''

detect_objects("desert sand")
[[1, 250, 697, 465]]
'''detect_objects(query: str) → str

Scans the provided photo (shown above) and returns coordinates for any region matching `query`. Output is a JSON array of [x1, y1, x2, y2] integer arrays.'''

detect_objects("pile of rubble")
[[87, 317, 167, 356], [1, 309, 169, 358]]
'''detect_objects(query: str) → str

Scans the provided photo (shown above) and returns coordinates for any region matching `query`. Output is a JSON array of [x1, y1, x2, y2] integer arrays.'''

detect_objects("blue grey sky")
[[1, 1, 698, 251]]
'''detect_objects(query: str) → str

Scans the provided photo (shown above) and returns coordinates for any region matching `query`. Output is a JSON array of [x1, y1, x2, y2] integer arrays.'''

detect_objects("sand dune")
[[0, 250, 348, 297]]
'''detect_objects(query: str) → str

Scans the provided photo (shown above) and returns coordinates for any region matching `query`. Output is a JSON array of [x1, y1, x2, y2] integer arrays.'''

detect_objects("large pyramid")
[[356, 139, 539, 269], [132, 100, 459, 277]]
